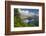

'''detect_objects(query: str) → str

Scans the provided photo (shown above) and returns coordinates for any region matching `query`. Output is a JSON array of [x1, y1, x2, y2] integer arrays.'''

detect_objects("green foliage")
[[14, 16, 39, 27], [14, 16, 35, 27]]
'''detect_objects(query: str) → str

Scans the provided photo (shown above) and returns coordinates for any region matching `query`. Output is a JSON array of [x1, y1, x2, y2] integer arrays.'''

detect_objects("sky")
[[19, 8, 39, 16], [20, 8, 39, 14]]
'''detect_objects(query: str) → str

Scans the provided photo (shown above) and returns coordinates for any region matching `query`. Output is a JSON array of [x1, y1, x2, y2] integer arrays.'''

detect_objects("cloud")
[[18, 9, 39, 19]]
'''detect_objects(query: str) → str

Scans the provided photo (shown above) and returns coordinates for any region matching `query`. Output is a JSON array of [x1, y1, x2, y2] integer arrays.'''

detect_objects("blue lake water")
[[23, 19, 34, 24]]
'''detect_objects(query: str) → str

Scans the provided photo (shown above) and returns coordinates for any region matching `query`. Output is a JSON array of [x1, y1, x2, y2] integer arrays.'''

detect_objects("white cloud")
[[18, 9, 38, 19]]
